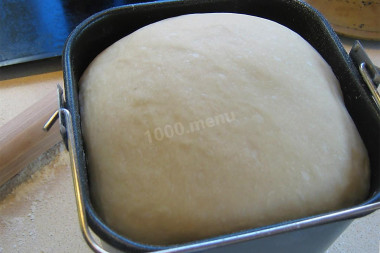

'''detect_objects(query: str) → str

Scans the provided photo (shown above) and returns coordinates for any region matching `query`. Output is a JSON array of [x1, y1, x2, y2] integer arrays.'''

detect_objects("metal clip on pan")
[[44, 85, 108, 253], [350, 41, 380, 110]]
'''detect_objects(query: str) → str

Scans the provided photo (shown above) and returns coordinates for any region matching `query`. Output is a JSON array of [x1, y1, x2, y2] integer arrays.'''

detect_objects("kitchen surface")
[[0, 3, 380, 251]]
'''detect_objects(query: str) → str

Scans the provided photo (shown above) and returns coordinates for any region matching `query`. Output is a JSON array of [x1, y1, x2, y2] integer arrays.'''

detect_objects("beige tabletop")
[[0, 38, 379, 253]]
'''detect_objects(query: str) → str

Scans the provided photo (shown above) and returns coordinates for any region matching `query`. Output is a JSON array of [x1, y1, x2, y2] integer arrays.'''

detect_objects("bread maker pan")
[[50, 0, 380, 252]]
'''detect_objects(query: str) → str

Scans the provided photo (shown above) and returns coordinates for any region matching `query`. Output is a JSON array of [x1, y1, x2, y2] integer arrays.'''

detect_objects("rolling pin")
[[0, 89, 61, 186]]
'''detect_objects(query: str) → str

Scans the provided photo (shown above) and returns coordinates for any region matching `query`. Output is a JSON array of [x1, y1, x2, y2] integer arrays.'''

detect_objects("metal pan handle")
[[349, 41, 380, 110], [44, 85, 110, 253], [61, 108, 109, 253]]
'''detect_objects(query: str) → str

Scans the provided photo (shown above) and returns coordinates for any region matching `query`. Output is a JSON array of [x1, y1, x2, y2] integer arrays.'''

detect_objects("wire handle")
[[350, 40, 380, 110], [61, 108, 109, 253], [44, 85, 110, 253]]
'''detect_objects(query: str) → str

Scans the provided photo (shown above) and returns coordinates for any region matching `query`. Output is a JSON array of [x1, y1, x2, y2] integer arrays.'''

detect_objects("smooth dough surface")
[[79, 13, 370, 245]]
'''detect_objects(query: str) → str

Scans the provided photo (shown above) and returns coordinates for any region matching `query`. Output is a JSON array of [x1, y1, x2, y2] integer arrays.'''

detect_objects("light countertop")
[[0, 38, 379, 253]]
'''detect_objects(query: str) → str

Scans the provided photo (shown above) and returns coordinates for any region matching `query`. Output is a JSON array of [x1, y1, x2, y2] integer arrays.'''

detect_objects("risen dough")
[[79, 13, 370, 245]]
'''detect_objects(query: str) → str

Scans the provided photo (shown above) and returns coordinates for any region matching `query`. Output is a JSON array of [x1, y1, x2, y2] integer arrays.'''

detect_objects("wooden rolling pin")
[[305, 0, 380, 41], [0, 89, 61, 186]]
